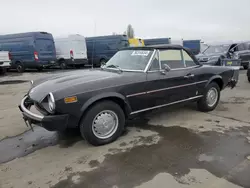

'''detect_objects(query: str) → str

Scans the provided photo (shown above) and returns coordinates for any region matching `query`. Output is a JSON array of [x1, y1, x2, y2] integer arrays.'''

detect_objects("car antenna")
[[91, 21, 96, 69]]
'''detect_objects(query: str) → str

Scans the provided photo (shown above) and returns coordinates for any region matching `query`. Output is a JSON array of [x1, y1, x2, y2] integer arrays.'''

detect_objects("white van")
[[55, 35, 88, 69], [0, 51, 11, 74]]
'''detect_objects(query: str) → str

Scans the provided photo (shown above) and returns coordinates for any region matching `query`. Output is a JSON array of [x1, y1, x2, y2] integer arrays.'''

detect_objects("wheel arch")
[[206, 75, 224, 90], [78, 92, 131, 126], [58, 58, 65, 62]]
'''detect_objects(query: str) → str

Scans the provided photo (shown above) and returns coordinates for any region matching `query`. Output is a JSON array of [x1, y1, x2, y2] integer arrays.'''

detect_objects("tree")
[[125, 24, 135, 39]]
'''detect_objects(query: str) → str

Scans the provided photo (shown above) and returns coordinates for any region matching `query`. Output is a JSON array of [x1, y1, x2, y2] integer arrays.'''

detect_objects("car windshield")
[[103, 49, 153, 71], [203, 45, 230, 54]]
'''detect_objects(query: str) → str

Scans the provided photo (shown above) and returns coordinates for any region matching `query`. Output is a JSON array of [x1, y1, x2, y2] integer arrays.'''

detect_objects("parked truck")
[[55, 34, 88, 69], [0, 32, 56, 72], [128, 38, 145, 47], [86, 35, 129, 67], [0, 51, 11, 74], [144, 38, 171, 46], [183, 40, 201, 55]]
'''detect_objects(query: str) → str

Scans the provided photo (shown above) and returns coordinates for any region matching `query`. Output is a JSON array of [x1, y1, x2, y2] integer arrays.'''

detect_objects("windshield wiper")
[[105, 65, 123, 72]]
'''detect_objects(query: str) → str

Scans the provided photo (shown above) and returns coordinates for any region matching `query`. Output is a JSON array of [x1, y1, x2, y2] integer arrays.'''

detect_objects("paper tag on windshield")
[[131, 51, 150, 56]]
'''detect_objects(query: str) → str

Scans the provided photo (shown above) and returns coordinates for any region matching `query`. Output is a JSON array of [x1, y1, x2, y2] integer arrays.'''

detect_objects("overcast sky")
[[1, 0, 250, 42]]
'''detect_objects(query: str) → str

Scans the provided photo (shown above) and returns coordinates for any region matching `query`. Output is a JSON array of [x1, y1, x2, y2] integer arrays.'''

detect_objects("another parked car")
[[0, 32, 56, 72], [0, 51, 11, 74], [86, 35, 129, 67], [19, 45, 239, 146], [55, 34, 88, 69], [196, 42, 250, 69]]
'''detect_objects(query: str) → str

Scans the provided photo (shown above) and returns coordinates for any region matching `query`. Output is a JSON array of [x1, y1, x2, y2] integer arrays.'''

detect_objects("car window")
[[244, 43, 250, 50], [237, 43, 246, 51], [159, 50, 184, 69], [149, 53, 160, 71], [36, 39, 54, 52], [182, 50, 197, 67]]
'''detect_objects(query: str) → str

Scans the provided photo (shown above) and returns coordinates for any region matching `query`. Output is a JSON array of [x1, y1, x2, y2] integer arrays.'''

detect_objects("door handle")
[[184, 74, 194, 78]]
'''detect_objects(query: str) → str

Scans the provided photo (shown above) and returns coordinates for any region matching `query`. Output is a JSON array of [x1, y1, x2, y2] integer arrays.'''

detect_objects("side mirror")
[[163, 64, 171, 72], [160, 64, 171, 75]]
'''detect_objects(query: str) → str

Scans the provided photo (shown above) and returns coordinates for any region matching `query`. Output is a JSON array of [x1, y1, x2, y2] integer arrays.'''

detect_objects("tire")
[[243, 65, 249, 70], [0, 67, 6, 75], [37, 67, 43, 71], [197, 82, 220, 112], [59, 60, 67, 69], [79, 100, 125, 146], [16, 62, 25, 73], [248, 77, 250, 83], [100, 59, 106, 67], [75, 65, 82, 69]]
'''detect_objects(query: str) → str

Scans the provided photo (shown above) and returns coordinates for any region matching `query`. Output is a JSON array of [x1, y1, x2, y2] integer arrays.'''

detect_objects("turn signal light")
[[64, 96, 77, 103]]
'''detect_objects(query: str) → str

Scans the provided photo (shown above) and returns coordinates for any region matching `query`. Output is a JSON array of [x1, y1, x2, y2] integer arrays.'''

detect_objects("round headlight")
[[48, 92, 55, 113]]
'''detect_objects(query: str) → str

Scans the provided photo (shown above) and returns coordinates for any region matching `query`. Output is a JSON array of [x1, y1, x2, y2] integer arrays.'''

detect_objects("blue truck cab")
[[144, 38, 172, 46], [86, 35, 129, 67], [183, 40, 201, 55], [0, 32, 56, 72]]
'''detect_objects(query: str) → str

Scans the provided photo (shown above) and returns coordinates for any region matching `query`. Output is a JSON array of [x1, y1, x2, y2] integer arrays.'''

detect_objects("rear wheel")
[[100, 59, 107, 67], [16, 62, 25, 73], [59, 60, 67, 69], [37, 67, 43, 71], [197, 82, 220, 112], [79, 101, 125, 146], [248, 77, 250, 83]]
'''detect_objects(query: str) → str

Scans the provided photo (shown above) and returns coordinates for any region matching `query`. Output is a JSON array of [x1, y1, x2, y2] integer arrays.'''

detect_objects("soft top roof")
[[123, 44, 184, 51]]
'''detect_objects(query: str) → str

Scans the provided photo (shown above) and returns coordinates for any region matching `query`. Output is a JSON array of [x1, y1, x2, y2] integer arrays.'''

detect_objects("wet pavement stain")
[[0, 126, 82, 164], [221, 97, 250, 104], [88, 160, 100, 168], [0, 80, 28, 85], [52, 119, 250, 188]]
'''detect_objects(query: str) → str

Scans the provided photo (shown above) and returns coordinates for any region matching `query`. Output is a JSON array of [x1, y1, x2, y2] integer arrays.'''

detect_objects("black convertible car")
[[19, 45, 239, 146]]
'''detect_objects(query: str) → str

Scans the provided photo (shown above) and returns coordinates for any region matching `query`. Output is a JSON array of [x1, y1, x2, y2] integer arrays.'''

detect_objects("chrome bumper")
[[20, 96, 44, 121], [19, 96, 69, 131]]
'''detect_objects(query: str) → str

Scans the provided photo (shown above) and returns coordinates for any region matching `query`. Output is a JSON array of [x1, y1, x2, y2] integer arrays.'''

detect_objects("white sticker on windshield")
[[131, 51, 150, 56]]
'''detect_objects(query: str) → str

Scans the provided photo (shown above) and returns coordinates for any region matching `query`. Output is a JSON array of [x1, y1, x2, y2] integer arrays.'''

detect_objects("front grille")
[[34, 102, 49, 115]]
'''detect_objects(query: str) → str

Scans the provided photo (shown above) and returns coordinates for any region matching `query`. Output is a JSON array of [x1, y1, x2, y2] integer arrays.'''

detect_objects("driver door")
[[145, 49, 197, 109]]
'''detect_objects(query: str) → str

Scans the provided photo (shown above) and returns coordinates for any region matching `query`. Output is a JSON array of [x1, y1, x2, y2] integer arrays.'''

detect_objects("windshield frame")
[[203, 44, 230, 55], [102, 49, 156, 73]]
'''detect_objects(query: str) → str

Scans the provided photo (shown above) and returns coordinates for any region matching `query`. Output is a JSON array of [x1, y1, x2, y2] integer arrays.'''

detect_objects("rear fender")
[[205, 75, 224, 89]]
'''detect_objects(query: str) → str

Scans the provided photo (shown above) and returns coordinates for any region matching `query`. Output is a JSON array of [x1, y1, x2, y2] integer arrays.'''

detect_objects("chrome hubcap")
[[92, 110, 118, 139], [206, 87, 218, 107]]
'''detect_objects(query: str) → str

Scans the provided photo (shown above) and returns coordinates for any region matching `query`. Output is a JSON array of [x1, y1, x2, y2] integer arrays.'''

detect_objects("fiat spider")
[[19, 45, 239, 146]]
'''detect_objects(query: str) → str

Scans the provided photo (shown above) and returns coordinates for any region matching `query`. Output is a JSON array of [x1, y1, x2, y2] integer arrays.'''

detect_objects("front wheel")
[[243, 65, 249, 70], [79, 101, 125, 146], [248, 77, 250, 83], [197, 82, 220, 112]]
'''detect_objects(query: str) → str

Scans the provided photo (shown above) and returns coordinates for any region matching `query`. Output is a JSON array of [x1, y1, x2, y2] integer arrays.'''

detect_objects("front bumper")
[[19, 96, 69, 131], [0, 61, 11, 68]]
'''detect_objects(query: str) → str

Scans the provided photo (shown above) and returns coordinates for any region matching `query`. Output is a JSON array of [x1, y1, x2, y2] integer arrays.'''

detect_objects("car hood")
[[197, 52, 225, 59], [29, 69, 121, 102]]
